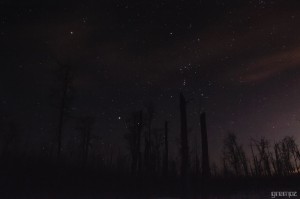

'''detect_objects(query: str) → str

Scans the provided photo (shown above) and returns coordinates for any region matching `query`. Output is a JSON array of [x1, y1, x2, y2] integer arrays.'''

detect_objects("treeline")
[[222, 133, 300, 177], [1, 63, 300, 186], [122, 93, 211, 182]]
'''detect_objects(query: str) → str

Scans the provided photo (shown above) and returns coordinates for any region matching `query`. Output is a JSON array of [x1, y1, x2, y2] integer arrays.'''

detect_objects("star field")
[[2, 0, 300, 162]]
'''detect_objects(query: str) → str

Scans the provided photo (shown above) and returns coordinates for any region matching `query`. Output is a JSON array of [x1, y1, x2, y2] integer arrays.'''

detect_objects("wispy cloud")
[[238, 47, 300, 83]]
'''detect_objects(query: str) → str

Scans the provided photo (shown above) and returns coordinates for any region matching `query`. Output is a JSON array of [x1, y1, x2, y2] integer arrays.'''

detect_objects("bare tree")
[[200, 112, 210, 178], [250, 143, 261, 176], [144, 103, 154, 173], [283, 136, 300, 173], [152, 128, 164, 174], [77, 116, 95, 169], [273, 142, 283, 175], [279, 136, 297, 175], [193, 129, 200, 177], [179, 93, 189, 180], [252, 138, 272, 176], [163, 121, 169, 177], [55, 63, 73, 160], [124, 111, 143, 175], [222, 133, 248, 176]]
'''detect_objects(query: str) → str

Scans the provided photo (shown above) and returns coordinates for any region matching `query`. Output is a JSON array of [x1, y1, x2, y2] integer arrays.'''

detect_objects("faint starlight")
[[183, 79, 186, 87]]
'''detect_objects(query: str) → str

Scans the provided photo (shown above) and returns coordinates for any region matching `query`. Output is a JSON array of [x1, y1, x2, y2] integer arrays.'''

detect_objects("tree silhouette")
[[77, 116, 95, 169], [223, 133, 248, 176], [124, 111, 143, 175], [200, 112, 210, 178], [163, 121, 169, 177], [55, 63, 73, 160], [278, 136, 298, 175], [251, 138, 272, 176], [179, 93, 189, 189], [144, 103, 154, 173]]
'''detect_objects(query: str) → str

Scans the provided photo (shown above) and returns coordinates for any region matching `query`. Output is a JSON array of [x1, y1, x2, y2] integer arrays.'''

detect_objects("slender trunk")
[[163, 121, 169, 177], [144, 121, 152, 173], [200, 112, 210, 178], [250, 144, 258, 176], [137, 111, 143, 174], [82, 128, 91, 169], [131, 115, 138, 175], [57, 66, 70, 160], [179, 93, 189, 183], [195, 131, 200, 177]]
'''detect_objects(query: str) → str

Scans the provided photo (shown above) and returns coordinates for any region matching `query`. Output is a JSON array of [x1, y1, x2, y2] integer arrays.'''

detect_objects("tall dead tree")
[[179, 93, 189, 180], [152, 128, 163, 173], [194, 132, 200, 177], [200, 112, 210, 178], [144, 103, 154, 173], [163, 121, 169, 177], [56, 64, 72, 160], [125, 111, 143, 175], [136, 111, 143, 173], [77, 116, 95, 169]]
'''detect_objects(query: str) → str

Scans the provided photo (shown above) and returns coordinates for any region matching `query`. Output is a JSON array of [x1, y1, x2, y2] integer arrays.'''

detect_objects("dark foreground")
[[1, 165, 299, 199]]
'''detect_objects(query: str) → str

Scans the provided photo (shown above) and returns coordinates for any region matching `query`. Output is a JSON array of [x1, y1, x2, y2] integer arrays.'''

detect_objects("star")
[[183, 79, 186, 86]]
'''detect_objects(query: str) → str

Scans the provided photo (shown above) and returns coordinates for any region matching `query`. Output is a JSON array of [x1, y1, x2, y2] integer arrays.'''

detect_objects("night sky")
[[2, 0, 300, 163]]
